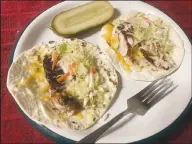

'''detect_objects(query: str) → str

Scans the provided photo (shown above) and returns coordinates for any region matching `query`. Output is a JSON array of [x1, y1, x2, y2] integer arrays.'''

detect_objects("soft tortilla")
[[98, 11, 185, 81], [7, 38, 118, 130]]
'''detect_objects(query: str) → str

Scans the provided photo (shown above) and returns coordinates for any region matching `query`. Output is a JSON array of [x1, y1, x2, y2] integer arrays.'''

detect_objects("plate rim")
[[8, 1, 192, 143]]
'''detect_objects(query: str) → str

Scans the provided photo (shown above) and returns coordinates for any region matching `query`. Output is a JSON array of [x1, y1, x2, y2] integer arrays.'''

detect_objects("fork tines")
[[136, 77, 174, 105]]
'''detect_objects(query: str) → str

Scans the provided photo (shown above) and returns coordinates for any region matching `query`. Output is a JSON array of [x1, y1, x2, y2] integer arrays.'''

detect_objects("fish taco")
[[7, 38, 118, 130], [98, 11, 185, 81]]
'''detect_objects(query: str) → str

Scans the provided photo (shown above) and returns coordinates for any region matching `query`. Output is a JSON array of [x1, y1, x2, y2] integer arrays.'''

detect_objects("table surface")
[[1, 1, 192, 143]]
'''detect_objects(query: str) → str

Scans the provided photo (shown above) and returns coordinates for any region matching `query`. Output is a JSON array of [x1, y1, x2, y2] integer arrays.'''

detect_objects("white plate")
[[11, 1, 191, 143]]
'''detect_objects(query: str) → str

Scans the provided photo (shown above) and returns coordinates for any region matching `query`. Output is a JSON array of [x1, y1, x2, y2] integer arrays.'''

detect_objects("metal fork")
[[77, 77, 176, 143]]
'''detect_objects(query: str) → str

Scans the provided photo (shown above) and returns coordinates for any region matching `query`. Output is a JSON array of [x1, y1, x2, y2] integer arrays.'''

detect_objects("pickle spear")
[[51, 1, 114, 36]]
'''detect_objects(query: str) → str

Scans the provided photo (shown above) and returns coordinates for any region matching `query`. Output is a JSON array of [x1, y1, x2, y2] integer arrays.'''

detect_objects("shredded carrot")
[[90, 66, 96, 73], [72, 62, 79, 69], [71, 62, 76, 68], [143, 17, 150, 22], [143, 17, 154, 24], [57, 72, 70, 82], [68, 62, 79, 73], [68, 64, 72, 73], [52, 50, 59, 70]]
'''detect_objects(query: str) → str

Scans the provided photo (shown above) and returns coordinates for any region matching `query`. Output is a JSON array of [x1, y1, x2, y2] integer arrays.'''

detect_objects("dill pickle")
[[51, 1, 114, 36]]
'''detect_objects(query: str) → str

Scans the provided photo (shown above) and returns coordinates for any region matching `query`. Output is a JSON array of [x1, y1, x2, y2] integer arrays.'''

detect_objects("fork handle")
[[76, 109, 129, 143]]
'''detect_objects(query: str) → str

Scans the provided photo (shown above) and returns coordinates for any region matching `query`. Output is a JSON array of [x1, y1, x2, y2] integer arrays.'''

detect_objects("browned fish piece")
[[140, 49, 155, 66], [43, 55, 82, 115], [43, 55, 64, 91], [140, 49, 173, 70], [51, 92, 82, 115]]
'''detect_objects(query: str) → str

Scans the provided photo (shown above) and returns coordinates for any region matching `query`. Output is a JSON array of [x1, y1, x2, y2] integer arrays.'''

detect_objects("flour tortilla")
[[7, 38, 118, 130], [98, 11, 185, 81]]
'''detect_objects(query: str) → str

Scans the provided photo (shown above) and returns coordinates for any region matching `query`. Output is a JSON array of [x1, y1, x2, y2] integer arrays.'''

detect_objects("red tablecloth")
[[1, 1, 192, 143]]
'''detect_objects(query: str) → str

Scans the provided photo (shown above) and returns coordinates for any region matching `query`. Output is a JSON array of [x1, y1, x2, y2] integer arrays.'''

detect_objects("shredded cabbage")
[[86, 109, 98, 124], [75, 81, 89, 98], [66, 81, 76, 96], [75, 63, 88, 77], [59, 40, 109, 110], [94, 72, 100, 88], [81, 54, 94, 68], [95, 91, 104, 103], [130, 15, 173, 54], [136, 12, 145, 18]]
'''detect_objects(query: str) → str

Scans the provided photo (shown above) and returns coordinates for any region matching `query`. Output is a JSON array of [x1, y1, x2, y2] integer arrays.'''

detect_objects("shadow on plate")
[[100, 114, 136, 138], [148, 84, 178, 108], [99, 81, 178, 139]]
